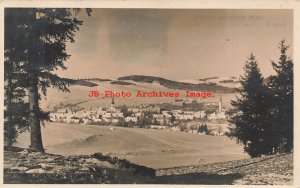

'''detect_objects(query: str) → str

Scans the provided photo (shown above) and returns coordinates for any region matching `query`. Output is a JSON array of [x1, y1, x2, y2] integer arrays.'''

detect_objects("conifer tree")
[[4, 12, 31, 148], [5, 8, 91, 152], [267, 40, 293, 153], [4, 55, 30, 149], [228, 54, 271, 157]]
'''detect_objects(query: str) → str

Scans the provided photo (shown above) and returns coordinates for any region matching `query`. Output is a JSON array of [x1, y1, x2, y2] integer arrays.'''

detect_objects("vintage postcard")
[[1, 0, 299, 187]]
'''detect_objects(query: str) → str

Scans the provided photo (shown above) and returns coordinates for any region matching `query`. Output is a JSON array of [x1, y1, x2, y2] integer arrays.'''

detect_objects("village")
[[50, 97, 230, 136]]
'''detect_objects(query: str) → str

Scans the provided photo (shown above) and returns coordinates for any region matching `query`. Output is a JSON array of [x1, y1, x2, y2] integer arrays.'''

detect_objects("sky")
[[56, 9, 293, 80]]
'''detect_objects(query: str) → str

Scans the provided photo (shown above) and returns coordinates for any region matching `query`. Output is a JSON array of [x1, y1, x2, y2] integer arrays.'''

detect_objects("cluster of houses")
[[50, 97, 227, 126], [51, 98, 124, 124]]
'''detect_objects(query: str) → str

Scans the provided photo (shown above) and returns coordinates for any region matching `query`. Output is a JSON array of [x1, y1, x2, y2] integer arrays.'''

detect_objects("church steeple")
[[218, 96, 222, 113], [111, 97, 115, 106]]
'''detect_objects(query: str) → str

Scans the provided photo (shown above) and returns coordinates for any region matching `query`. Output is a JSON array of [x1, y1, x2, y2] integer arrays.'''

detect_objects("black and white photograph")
[[1, 0, 298, 186]]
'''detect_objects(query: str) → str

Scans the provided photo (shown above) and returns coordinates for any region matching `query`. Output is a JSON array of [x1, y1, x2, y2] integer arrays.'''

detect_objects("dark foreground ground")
[[156, 153, 293, 184], [3, 147, 293, 185]]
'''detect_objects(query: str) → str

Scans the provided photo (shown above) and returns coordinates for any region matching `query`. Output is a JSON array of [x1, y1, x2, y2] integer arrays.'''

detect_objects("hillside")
[[10, 123, 292, 185], [65, 75, 237, 92], [15, 123, 248, 169], [181, 76, 240, 89], [4, 147, 293, 184], [41, 76, 237, 110], [65, 78, 98, 87], [118, 75, 235, 92], [4, 147, 155, 184], [156, 153, 293, 185]]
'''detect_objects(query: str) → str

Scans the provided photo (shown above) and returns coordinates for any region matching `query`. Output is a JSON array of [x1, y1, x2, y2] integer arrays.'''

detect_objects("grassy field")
[[15, 123, 249, 169]]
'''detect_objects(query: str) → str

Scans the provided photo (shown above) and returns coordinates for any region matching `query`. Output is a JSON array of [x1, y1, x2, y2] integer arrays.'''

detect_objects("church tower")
[[109, 97, 116, 112], [218, 97, 222, 113], [111, 97, 115, 107]]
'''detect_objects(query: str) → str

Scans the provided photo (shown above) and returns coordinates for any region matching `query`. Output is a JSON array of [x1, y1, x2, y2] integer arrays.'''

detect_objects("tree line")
[[227, 40, 293, 157], [4, 8, 91, 152]]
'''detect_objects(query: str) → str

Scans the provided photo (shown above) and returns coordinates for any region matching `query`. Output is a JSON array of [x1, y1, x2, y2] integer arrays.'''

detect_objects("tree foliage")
[[227, 54, 271, 157], [267, 40, 294, 152], [228, 41, 293, 157], [4, 8, 91, 151], [4, 55, 30, 148]]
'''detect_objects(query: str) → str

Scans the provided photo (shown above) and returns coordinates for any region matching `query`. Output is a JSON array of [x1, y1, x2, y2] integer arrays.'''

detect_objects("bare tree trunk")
[[28, 73, 44, 152]]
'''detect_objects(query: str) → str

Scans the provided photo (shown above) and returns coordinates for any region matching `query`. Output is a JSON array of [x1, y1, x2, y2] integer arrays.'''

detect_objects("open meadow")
[[15, 123, 248, 169]]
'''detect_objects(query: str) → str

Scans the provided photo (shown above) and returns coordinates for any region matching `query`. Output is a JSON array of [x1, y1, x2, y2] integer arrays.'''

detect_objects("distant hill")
[[111, 80, 136, 85], [66, 75, 237, 92], [65, 78, 116, 87], [84, 78, 112, 82], [118, 75, 235, 93], [65, 78, 98, 87], [42, 75, 238, 109], [198, 77, 220, 81]]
